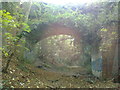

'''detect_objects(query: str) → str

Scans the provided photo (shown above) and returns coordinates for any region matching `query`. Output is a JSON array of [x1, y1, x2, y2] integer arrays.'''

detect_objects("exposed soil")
[[2, 59, 119, 88]]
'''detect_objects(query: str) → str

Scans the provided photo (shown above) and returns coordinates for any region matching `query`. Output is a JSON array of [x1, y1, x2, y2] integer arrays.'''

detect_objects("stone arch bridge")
[[26, 23, 82, 47], [24, 23, 118, 78]]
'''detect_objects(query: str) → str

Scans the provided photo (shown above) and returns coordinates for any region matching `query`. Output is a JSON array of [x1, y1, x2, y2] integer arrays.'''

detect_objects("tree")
[[1, 1, 33, 73], [1, 9, 31, 73]]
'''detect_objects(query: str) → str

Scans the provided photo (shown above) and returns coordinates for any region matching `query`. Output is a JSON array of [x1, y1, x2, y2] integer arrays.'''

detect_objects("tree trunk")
[[2, 53, 14, 73]]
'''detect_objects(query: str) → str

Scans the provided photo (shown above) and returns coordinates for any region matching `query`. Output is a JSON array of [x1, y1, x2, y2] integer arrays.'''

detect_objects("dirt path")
[[2, 59, 119, 88]]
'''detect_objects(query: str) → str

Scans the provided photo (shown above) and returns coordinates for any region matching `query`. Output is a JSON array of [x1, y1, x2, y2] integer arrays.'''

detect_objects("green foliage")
[[27, 2, 118, 48], [1, 9, 31, 72], [28, 2, 118, 29], [2, 2, 20, 15], [2, 10, 30, 52], [100, 28, 108, 32]]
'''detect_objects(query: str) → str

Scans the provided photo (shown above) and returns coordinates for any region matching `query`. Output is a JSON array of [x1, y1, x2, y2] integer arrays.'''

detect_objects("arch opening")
[[33, 34, 91, 75], [25, 23, 92, 75]]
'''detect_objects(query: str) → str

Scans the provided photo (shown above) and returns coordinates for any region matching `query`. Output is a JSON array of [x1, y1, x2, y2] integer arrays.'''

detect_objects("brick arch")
[[25, 23, 104, 77], [40, 23, 81, 41], [27, 23, 82, 44]]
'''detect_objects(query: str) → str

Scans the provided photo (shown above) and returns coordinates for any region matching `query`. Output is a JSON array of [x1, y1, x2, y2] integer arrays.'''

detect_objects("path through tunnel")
[[34, 35, 91, 75], [25, 23, 92, 76]]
